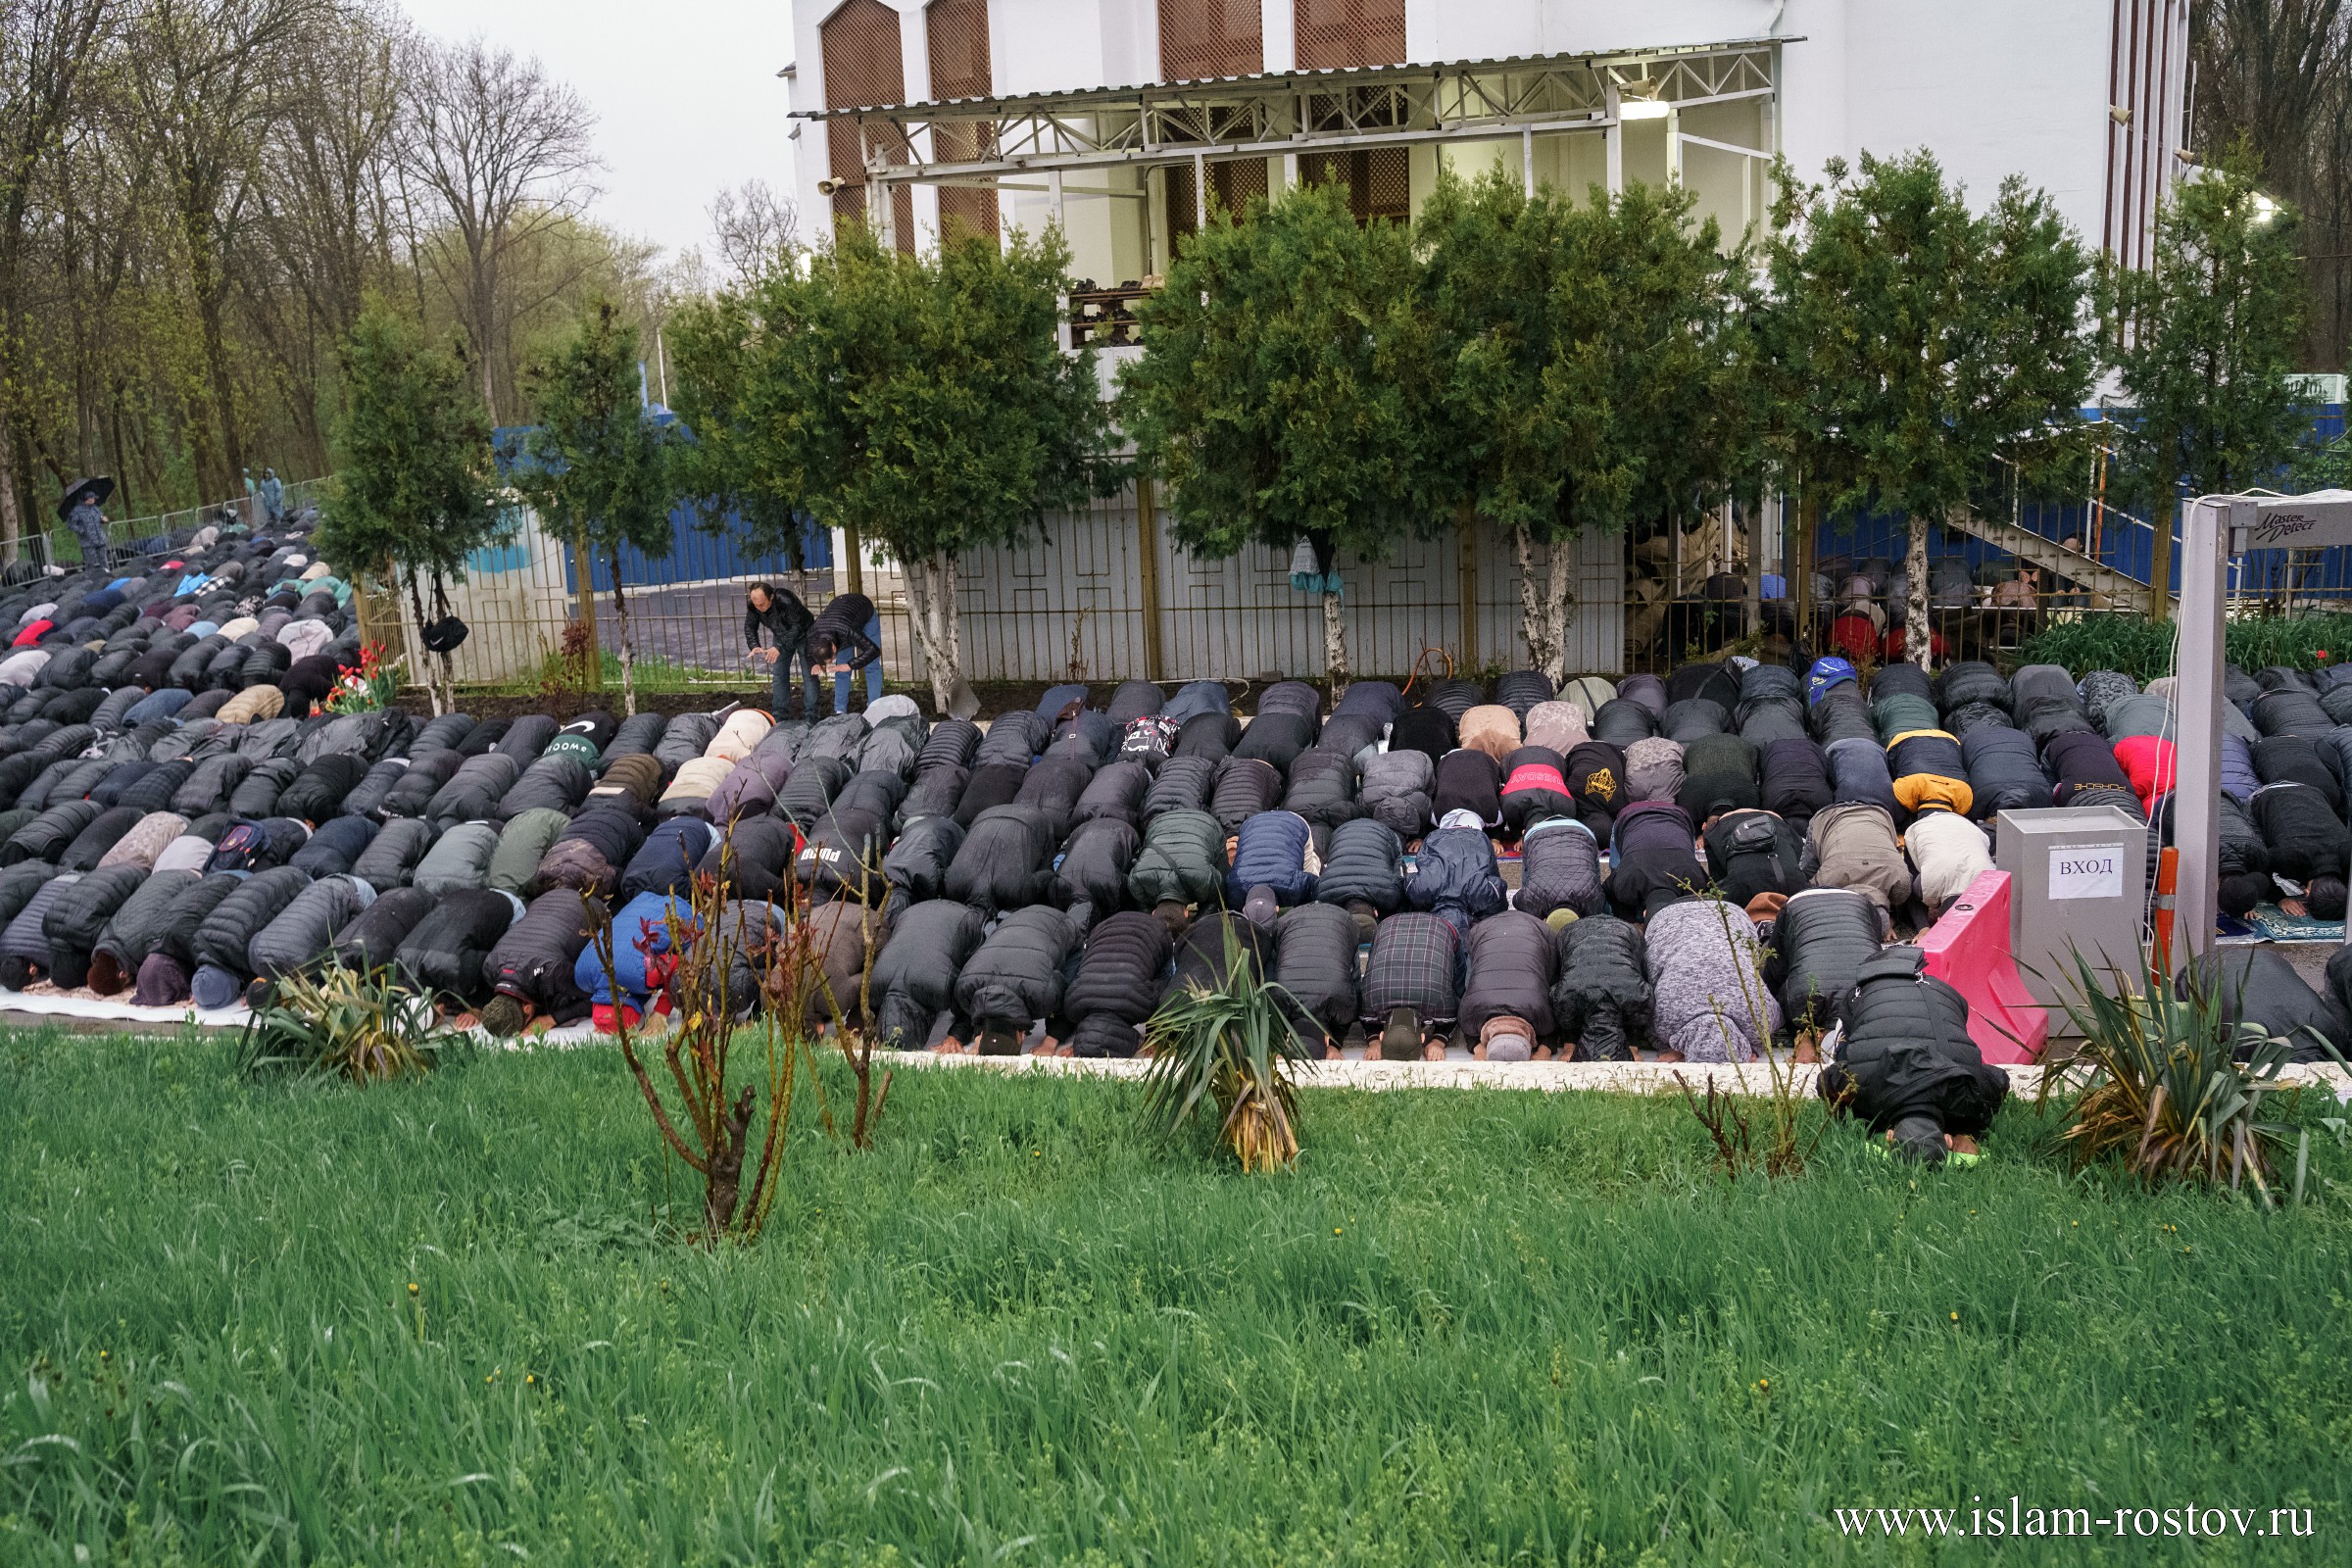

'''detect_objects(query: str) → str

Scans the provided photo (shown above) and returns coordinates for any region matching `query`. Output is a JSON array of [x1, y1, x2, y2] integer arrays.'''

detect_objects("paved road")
[[614, 574, 918, 682]]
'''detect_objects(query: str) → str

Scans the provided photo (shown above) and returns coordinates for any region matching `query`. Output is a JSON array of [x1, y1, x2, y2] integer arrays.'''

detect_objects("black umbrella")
[[56, 476, 113, 520]]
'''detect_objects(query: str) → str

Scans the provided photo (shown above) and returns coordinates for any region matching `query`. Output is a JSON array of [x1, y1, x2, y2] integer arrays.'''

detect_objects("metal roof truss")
[[809, 39, 1780, 186]]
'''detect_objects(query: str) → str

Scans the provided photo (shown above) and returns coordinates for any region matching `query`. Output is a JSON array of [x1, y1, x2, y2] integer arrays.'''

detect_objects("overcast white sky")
[[399, 0, 803, 263]]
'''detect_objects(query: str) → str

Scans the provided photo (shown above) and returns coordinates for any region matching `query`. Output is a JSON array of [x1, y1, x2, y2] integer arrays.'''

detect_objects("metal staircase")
[[1942, 510, 2177, 612]]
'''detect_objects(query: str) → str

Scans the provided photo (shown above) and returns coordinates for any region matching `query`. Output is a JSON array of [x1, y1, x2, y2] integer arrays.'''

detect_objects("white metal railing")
[[1991, 443, 2163, 591], [41, 475, 330, 566]]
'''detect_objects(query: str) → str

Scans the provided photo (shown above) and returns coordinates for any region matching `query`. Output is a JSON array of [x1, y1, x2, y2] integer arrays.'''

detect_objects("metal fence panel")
[[1478, 525, 1627, 676], [367, 478, 2352, 697], [372, 505, 579, 686], [894, 483, 1631, 683], [946, 486, 1153, 682], [48, 475, 330, 567]]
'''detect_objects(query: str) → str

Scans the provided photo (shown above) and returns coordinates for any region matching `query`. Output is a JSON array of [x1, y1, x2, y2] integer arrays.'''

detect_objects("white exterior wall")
[[789, 0, 2161, 257], [778, 0, 2165, 678], [1786, 1, 2113, 245], [1404, 0, 1780, 62]]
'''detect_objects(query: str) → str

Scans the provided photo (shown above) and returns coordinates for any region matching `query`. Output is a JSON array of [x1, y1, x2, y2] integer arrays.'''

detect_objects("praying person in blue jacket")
[[1228, 808, 1317, 927], [1406, 808, 1508, 934], [575, 891, 699, 1033]]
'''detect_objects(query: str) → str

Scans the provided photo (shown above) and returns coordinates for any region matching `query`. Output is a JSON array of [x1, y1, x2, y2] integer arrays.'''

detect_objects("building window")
[[1301, 147, 1410, 224], [925, 0, 998, 239], [821, 0, 913, 250], [1166, 158, 1270, 247], [1295, 0, 1405, 72], [1159, 0, 1262, 82]]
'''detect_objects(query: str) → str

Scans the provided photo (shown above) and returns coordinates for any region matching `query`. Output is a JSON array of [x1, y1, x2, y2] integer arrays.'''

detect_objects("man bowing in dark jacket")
[[744, 581, 813, 717], [806, 589, 883, 715]]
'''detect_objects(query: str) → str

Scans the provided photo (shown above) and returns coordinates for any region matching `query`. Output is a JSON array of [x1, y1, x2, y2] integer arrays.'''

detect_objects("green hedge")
[[2017, 612, 2352, 684]]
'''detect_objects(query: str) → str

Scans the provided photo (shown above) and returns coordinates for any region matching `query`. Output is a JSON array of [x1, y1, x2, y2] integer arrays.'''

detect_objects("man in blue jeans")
[[804, 589, 884, 714], [743, 581, 813, 716]]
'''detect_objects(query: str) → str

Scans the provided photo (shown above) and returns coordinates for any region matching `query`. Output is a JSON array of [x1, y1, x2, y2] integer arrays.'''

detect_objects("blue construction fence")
[[489, 418, 832, 594], [1802, 404, 2349, 603]]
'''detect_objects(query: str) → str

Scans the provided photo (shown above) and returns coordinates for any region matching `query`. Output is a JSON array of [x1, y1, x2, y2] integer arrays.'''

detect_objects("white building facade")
[[773, 1, 2192, 683], [783, 0, 2193, 280]]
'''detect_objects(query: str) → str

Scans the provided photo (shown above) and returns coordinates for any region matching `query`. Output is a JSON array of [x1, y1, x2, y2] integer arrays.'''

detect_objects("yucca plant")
[[1141, 931, 1309, 1172], [2039, 954, 2328, 1202], [238, 963, 448, 1083]]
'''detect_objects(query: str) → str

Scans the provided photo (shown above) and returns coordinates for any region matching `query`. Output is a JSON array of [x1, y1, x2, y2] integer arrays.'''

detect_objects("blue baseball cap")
[[1807, 657, 1859, 707]]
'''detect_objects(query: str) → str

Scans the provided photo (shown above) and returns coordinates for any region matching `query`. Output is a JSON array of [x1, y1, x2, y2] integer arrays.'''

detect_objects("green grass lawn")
[[4, 1030, 2349, 1565]]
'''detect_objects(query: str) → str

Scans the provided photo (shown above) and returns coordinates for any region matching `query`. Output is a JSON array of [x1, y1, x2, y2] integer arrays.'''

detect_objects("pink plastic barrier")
[[1917, 869, 2048, 1064]]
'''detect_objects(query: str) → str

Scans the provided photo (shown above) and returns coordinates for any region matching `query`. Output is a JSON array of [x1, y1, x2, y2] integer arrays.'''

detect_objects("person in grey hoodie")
[[1643, 897, 1783, 1063], [66, 486, 111, 569]]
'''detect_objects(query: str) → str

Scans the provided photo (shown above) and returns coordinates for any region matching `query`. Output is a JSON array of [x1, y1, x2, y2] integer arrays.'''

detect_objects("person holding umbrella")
[[59, 476, 114, 570]]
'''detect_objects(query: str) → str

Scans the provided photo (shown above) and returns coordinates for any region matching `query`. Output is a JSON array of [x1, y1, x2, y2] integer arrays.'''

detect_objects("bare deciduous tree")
[[0, 0, 119, 558], [2195, 1, 2352, 367], [123, 0, 323, 498], [0, 0, 656, 543], [710, 178, 798, 284], [241, 0, 408, 451], [402, 35, 600, 422]]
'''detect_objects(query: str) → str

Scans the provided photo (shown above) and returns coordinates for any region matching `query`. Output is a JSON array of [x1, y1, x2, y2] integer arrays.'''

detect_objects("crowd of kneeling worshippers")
[[8, 516, 2352, 1161]]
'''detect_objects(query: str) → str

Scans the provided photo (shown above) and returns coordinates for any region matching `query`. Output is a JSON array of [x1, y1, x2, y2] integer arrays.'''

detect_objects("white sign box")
[[2247, 490, 2352, 552], [2049, 844, 2125, 901]]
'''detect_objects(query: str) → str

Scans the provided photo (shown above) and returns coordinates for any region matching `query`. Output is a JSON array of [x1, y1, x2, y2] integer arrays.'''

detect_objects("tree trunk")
[[180, 203, 243, 496], [1512, 525, 1577, 687], [401, 567, 444, 717], [611, 555, 637, 717], [1743, 502, 1765, 645], [1549, 532, 1576, 682], [0, 411, 21, 565], [1795, 491, 1819, 661], [904, 554, 944, 713], [1513, 524, 1550, 682], [902, 552, 932, 702], [109, 394, 132, 515], [1905, 512, 1934, 672], [938, 550, 963, 710], [1321, 586, 1349, 693], [903, 550, 974, 719], [427, 576, 458, 714], [479, 289, 499, 425]]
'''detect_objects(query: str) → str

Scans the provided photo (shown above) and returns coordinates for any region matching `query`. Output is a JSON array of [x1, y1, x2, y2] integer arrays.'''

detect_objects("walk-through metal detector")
[[2172, 488, 2352, 969]]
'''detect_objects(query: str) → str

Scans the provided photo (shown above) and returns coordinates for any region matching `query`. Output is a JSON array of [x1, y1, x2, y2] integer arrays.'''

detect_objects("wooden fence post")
[[571, 533, 605, 690]]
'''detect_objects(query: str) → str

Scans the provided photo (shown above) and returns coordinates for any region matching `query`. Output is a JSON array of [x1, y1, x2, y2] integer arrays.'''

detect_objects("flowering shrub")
[[325, 642, 399, 713]]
